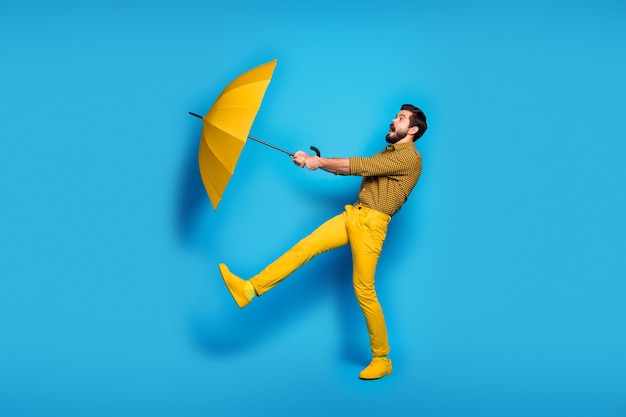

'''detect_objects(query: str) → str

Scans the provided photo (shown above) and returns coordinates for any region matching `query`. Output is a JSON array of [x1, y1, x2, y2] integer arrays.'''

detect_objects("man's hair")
[[401, 104, 428, 141]]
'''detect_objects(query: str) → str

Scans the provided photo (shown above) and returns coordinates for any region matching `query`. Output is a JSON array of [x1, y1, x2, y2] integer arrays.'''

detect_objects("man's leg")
[[250, 210, 350, 295], [346, 205, 392, 379], [220, 209, 350, 307]]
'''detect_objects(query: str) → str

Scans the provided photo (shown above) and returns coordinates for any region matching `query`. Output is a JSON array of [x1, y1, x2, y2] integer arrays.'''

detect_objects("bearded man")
[[219, 104, 428, 380]]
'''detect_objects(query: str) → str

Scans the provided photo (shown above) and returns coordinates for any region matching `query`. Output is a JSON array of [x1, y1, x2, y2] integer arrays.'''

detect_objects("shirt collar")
[[385, 141, 415, 151]]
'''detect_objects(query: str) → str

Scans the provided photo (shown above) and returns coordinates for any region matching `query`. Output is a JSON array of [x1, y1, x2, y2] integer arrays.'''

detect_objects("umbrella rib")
[[203, 123, 245, 146], [218, 79, 274, 98]]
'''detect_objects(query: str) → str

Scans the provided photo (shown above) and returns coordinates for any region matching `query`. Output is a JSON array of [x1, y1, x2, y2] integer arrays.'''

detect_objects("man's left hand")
[[292, 150, 319, 170]]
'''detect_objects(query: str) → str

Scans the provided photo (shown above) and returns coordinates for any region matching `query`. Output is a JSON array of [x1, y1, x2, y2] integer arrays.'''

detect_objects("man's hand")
[[292, 150, 320, 171]]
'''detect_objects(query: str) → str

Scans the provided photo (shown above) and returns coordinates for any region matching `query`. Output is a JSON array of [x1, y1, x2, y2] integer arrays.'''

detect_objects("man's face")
[[386, 110, 414, 144]]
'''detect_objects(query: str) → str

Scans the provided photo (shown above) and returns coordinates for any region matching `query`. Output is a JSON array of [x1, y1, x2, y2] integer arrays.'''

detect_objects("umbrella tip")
[[188, 112, 203, 119]]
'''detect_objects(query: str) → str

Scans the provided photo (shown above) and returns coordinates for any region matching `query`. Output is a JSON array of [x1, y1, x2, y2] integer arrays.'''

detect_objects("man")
[[219, 104, 427, 380]]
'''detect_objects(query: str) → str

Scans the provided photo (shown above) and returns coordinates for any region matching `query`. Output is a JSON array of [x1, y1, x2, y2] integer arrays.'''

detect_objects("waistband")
[[351, 203, 391, 222]]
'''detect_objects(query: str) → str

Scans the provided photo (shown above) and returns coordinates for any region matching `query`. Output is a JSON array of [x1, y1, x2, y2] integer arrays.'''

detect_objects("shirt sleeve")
[[349, 149, 420, 177]]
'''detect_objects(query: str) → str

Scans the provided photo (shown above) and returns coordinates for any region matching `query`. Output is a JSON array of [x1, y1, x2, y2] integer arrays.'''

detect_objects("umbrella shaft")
[[248, 135, 293, 156], [188, 112, 292, 156]]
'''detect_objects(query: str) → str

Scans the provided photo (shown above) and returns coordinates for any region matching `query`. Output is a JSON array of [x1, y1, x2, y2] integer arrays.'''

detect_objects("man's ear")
[[409, 126, 419, 136]]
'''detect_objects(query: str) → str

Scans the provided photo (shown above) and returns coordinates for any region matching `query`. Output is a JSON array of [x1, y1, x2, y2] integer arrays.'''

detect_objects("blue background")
[[1, 1, 625, 416]]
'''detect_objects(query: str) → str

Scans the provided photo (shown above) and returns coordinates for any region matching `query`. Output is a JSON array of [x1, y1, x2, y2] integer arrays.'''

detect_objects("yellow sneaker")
[[358, 357, 392, 380], [219, 263, 252, 308]]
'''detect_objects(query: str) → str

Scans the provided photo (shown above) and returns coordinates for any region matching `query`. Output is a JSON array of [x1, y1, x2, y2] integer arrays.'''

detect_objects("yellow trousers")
[[250, 204, 391, 356]]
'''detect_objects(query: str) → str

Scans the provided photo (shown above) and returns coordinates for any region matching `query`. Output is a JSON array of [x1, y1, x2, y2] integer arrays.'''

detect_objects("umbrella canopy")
[[196, 59, 277, 210]]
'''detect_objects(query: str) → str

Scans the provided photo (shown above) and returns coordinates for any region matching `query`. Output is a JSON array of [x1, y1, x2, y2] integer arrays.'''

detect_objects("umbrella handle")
[[310, 146, 321, 157]]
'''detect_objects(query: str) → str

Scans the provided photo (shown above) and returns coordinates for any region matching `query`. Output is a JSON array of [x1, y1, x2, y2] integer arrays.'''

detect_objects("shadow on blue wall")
[[176, 123, 206, 245]]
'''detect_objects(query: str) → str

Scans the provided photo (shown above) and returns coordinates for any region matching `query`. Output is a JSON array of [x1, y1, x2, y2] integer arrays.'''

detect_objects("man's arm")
[[292, 150, 350, 175]]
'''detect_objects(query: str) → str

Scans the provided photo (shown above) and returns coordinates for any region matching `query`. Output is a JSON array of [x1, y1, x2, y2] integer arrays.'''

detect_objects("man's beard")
[[386, 129, 408, 144]]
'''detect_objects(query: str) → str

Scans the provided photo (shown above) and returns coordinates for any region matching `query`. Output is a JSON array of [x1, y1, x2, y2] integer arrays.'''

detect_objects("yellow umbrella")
[[191, 60, 277, 210], [189, 59, 319, 210]]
